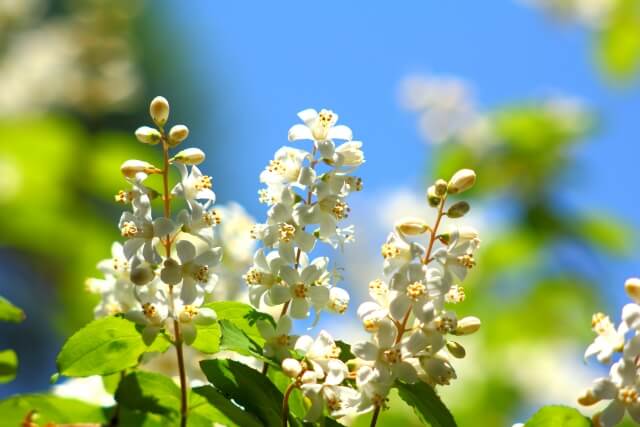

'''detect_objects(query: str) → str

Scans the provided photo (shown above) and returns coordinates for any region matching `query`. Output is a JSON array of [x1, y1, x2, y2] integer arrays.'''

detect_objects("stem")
[[370, 405, 381, 427], [281, 383, 296, 427], [395, 196, 448, 344], [161, 137, 188, 427]]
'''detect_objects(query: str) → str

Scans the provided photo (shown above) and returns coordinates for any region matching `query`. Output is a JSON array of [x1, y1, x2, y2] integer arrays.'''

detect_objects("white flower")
[[352, 319, 418, 384], [432, 228, 479, 282], [288, 108, 352, 143], [333, 140, 365, 169], [353, 365, 391, 414], [584, 312, 626, 364], [256, 315, 295, 361], [119, 212, 176, 262], [244, 249, 286, 308], [419, 353, 457, 386], [173, 299, 217, 345], [294, 331, 347, 380], [125, 293, 169, 345], [172, 164, 215, 208], [173, 240, 222, 303], [177, 202, 220, 243], [579, 359, 640, 426], [380, 232, 424, 275], [269, 258, 330, 318], [388, 264, 441, 323], [327, 287, 350, 314], [260, 146, 309, 188], [301, 381, 360, 421]]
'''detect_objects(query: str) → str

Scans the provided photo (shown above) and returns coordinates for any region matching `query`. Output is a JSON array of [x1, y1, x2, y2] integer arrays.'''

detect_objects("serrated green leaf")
[[0, 394, 106, 425], [0, 349, 17, 383], [0, 296, 25, 323], [115, 371, 181, 416], [524, 405, 591, 427], [396, 381, 457, 427], [200, 359, 284, 426], [190, 385, 262, 427], [57, 316, 158, 377]]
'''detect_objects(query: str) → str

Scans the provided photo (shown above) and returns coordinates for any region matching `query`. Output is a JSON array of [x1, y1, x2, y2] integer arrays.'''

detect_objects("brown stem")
[[281, 383, 296, 427], [370, 405, 381, 427], [161, 137, 188, 427]]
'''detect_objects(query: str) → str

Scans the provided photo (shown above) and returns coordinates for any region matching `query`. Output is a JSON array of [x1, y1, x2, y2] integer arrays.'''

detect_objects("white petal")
[[176, 240, 196, 263], [328, 125, 353, 141], [276, 315, 292, 335], [294, 335, 314, 354], [256, 319, 276, 340], [181, 323, 197, 345], [153, 217, 176, 237], [599, 400, 625, 427], [352, 342, 378, 361], [279, 266, 300, 286], [142, 325, 161, 345], [288, 124, 313, 142], [309, 286, 330, 309], [290, 297, 310, 319], [268, 285, 292, 305], [389, 293, 411, 321], [297, 109, 318, 125]]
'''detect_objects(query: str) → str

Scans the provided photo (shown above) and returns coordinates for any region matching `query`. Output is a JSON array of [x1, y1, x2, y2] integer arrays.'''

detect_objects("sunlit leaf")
[[524, 405, 591, 426], [0, 394, 106, 425], [396, 381, 457, 427], [115, 371, 181, 417], [0, 296, 25, 323], [0, 349, 17, 383]]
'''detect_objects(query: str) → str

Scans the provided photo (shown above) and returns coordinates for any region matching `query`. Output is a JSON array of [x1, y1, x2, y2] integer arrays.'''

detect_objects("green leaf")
[[200, 359, 283, 426], [190, 385, 262, 427], [190, 322, 221, 354], [218, 319, 265, 359], [396, 381, 457, 427], [205, 301, 269, 345], [595, 0, 640, 81], [0, 349, 17, 383], [571, 215, 632, 256], [115, 371, 181, 416], [57, 316, 159, 377], [103, 372, 123, 395], [0, 394, 106, 425], [524, 405, 591, 427], [335, 340, 355, 363], [0, 296, 25, 323]]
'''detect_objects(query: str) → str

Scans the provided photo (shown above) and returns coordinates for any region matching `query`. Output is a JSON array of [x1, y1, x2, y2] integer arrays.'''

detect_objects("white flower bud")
[[135, 126, 162, 145], [625, 277, 640, 303], [335, 141, 365, 167], [453, 316, 481, 335], [130, 263, 155, 286], [446, 341, 466, 358], [448, 169, 476, 194], [160, 258, 182, 285], [281, 358, 302, 378], [447, 201, 470, 218], [427, 185, 441, 207], [395, 217, 430, 236], [150, 96, 170, 126], [301, 370, 317, 384], [434, 179, 448, 196], [169, 125, 189, 145], [172, 148, 204, 165], [120, 160, 162, 178], [327, 287, 350, 314]]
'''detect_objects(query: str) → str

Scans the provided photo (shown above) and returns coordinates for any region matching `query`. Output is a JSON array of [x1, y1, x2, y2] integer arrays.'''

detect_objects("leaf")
[[190, 323, 221, 354], [0, 394, 106, 425], [335, 340, 355, 363], [524, 405, 591, 427], [396, 381, 457, 427], [205, 301, 269, 345], [218, 319, 265, 359], [200, 359, 283, 426], [190, 385, 262, 427], [57, 316, 158, 377], [595, 0, 640, 81], [0, 349, 17, 383], [571, 215, 632, 256], [0, 296, 25, 323], [115, 371, 181, 417]]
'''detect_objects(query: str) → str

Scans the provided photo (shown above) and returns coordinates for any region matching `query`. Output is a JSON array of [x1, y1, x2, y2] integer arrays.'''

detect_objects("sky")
[[167, 0, 640, 309]]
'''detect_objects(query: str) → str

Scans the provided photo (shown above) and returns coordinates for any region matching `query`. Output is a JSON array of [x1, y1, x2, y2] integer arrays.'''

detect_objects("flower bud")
[[446, 341, 466, 358], [625, 277, 640, 303], [395, 217, 431, 236], [301, 370, 317, 384], [453, 316, 481, 335], [281, 358, 302, 378], [577, 388, 599, 406], [120, 160, 162, 178], [448, 169, 476, 194], [130, 263, 155, 286], [434, 179, 448, 196], [427, 185, 441, 207], [171, 148, 205, 165], [135, 126, 162, 145], [169, 125, 189, 146], [447, 201, 470, 218], [150, 96, 170, 126], [327, 287, 350, 314], [160, 258, 182, 285]]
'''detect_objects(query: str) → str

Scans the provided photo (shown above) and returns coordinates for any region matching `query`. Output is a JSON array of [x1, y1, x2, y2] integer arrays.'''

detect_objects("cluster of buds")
[[245, 108, 363, 332], [578, 278, 640, 426], [86, 96, 221, 346], [274, 169, 481, 422]]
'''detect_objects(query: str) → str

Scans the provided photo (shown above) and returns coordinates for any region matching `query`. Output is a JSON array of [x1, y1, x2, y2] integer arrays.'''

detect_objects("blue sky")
[[169, 0, 640, 308]]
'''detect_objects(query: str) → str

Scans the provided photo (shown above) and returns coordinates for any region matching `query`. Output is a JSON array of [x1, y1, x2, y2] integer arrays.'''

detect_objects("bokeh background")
[[1, 0, 640, 425]]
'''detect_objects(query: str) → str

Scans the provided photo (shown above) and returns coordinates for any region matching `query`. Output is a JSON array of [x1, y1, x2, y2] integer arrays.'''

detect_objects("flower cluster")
[[86, 96, 220, 346], [578, 278, 640, 426], [277, 169, 482, 422], [245, 108, 363, 325]]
